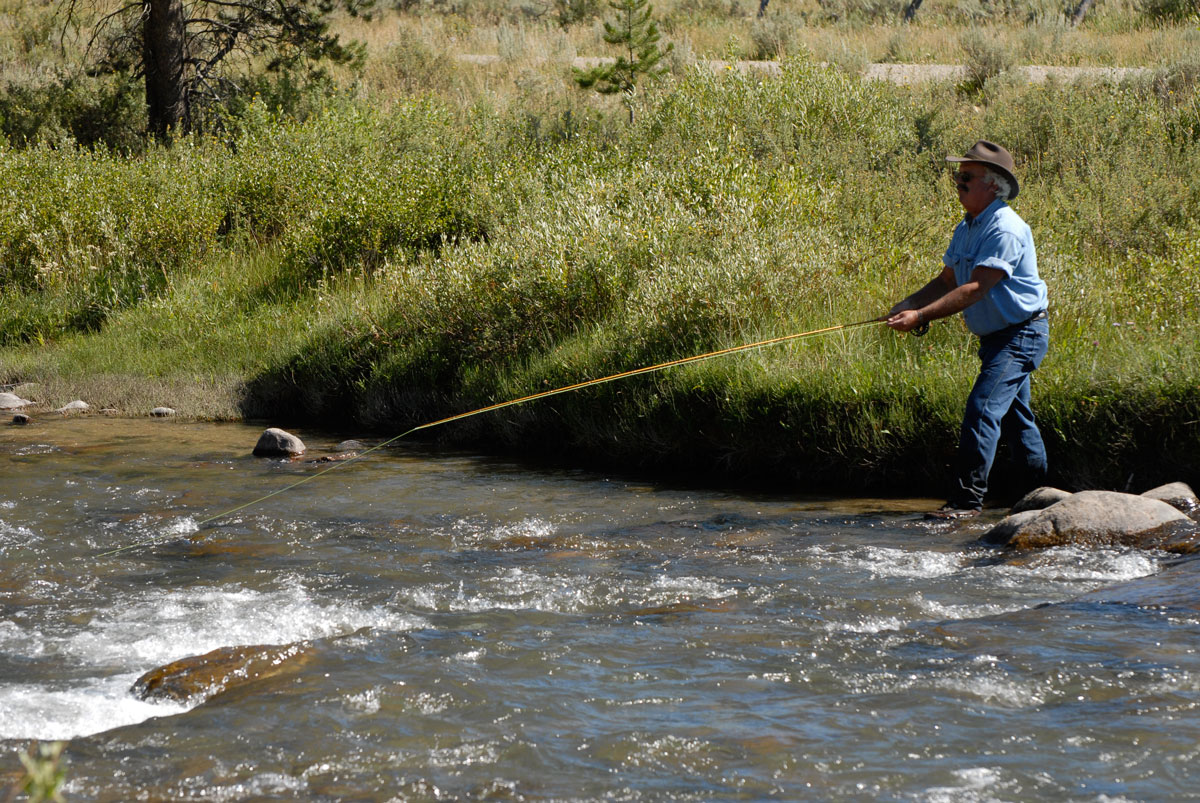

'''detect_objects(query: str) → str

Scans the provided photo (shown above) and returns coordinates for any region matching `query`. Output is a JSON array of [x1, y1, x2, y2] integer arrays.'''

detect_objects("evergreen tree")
[[72, 0, 372, 139], [573, 0, 672, 123]]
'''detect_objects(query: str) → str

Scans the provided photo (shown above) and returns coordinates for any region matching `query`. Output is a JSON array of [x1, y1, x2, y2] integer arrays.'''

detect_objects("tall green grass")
[[2, 58, 1198, 492]]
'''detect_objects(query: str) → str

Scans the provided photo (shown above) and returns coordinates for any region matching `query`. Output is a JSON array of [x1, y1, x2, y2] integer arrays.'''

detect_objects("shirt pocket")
[[945, 244, 971, 280]]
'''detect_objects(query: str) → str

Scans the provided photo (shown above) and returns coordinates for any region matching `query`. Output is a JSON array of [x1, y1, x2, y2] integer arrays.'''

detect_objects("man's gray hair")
[[984, 168, 1013, 201]]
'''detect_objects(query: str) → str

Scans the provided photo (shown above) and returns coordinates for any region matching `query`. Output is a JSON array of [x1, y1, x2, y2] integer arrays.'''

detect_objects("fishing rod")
[[97, 315, 893, 558]]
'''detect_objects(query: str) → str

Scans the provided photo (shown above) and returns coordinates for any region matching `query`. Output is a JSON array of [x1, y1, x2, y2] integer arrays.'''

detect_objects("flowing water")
[[2, 416, 1199, 801]]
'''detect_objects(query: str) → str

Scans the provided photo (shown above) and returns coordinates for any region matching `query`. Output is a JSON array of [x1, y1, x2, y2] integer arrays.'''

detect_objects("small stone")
[[150, 407, 177, 418], [253, 427, 306, 457]]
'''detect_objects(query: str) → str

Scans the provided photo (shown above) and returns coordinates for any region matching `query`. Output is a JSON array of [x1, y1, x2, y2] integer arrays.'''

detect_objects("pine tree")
[[573, 0, 673, 123], [71, 0, 372, 139]]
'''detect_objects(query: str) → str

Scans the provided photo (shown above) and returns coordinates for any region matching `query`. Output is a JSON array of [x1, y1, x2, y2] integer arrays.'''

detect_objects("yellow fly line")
[[97, 316, 885, 558]]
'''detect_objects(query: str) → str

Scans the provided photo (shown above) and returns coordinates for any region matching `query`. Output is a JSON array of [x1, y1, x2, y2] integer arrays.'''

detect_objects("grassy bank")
[[2, 2, 1199, 495]]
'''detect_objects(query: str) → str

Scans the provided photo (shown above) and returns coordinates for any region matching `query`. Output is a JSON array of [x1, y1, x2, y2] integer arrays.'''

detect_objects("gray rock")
[[983, 509, 1042, 543], [334, 440, 365, 452], [253, 427, 306, 457], [1010, 486, 1073, 514], [1141, 482, 1199, 517], [150, 407, 177, 418], [983, 490, 1200, 552], [55, 400, 89, 414], [0, 392, 33, 410]]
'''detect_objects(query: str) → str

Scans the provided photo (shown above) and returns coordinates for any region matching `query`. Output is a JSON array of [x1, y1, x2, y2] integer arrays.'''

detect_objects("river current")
[[2, 416, 1198, 800]]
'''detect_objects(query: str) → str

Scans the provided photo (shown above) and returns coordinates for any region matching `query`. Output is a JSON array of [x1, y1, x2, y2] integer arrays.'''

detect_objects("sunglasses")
[[951, 170, 981, 184]]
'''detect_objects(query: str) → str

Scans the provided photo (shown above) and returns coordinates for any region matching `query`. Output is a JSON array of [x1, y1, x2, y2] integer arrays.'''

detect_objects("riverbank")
[[2, 59, 1198, 496]]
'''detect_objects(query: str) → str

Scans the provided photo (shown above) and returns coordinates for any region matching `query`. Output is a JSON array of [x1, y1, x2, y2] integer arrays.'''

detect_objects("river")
[[2, 416, 1198, 800]]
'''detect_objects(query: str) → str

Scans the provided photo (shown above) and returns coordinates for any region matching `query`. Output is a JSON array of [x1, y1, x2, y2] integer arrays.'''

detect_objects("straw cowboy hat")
[[947, 140, 1019, 200]]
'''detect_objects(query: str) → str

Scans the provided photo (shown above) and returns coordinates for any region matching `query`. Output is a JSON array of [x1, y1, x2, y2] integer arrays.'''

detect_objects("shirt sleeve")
[[973, 230, 1022, 278]]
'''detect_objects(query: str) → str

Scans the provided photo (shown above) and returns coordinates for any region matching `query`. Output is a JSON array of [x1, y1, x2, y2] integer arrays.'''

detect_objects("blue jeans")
[[952, 316, 1049, 509]]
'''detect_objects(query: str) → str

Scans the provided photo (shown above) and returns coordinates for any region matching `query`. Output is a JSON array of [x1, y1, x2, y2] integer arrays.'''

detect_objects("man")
[[887, 140, 1049, 520]]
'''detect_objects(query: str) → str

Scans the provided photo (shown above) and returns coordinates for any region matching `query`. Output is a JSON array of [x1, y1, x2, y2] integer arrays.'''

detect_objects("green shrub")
[[0, 72, 146, 151], [1140, 0, 1200, 23], [0, 141, 224, 343], [959, 27, 1015, 92]]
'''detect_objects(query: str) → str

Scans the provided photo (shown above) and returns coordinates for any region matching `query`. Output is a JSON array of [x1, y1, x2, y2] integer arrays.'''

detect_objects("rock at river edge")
[[0, 392, 33, 410], [984, 490, 1200, 552]]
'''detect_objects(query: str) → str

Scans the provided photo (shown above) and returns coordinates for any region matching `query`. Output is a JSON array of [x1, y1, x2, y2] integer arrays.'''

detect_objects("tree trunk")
[[144, 0, 187, 138], [1070, 0, 1094, 25], [903, 0, 924, 22]]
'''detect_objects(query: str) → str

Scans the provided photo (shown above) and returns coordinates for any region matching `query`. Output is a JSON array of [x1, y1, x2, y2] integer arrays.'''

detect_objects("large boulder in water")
[[983, 490, 1200, 552], [253, 427, 306, 457], [131, 642, 314, 704]]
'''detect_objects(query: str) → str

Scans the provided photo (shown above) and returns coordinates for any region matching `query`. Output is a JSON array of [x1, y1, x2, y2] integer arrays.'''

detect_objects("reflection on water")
[[2, 417, 1199, 800]]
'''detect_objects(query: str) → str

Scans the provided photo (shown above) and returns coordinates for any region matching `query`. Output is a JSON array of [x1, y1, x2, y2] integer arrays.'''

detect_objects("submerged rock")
[[253, 427, 306, 457], [0, 392, 33, 410], [983, 490, 1200, 552], [131, 642, 314, 704], [11, 413, 29, 425]]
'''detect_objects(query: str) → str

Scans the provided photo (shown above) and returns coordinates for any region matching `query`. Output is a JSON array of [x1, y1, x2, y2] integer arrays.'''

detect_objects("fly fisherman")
[[886, 140, 1049, 520]]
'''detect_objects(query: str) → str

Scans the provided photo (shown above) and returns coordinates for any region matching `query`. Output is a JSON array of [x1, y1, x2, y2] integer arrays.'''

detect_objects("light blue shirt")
[[943, 198, 1048, 336]]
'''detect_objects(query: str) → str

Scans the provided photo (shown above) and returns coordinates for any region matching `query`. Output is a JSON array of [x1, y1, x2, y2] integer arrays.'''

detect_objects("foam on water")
[[923, 767, 1007, 803], [0, 578, 427, 740], [180, 772, 310, 803], [63, 579, 425, 667], [0, 674, 188, 740], [446, 516, 558, 549], [0, 519, 35, 551], [408, 568, 601, 613], [935, 672, 1045, 708], [804, 544, 964, 580], [650, 573, 733, 599], [396, 566, 738, 616], [1002, 546, 1161, 583]]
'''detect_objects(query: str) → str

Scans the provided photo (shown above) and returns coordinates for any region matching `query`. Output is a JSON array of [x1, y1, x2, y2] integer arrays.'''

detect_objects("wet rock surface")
[[131, 642, 314, 704]]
